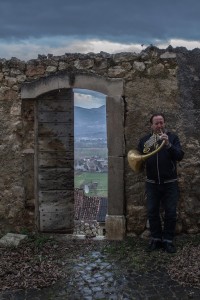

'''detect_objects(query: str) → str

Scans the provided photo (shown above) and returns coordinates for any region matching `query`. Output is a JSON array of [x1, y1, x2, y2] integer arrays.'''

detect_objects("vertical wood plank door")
[[35, 89, 74, 233]]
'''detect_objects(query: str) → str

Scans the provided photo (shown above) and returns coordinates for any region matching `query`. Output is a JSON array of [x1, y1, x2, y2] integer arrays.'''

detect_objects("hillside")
[[74, 105, 106, 138]]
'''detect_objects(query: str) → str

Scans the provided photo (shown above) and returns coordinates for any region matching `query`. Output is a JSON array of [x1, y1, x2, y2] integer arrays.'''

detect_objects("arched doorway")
[[21, 72, 125, 240]]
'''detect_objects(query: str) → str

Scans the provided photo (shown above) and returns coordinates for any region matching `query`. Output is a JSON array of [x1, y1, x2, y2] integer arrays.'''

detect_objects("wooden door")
[[35, 89, 74, 232]]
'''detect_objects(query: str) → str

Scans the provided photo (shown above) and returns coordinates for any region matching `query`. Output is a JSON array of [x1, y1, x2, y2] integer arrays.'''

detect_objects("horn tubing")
[[140, 139, 165, 160]]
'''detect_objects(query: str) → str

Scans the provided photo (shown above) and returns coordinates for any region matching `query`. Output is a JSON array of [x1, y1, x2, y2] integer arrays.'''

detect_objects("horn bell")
[[128, 140, 165, 173], [127, 150, 145, 173]]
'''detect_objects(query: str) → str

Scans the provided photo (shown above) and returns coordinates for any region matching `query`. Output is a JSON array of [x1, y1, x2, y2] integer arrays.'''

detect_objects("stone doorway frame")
[[21, 72, 125, 240]]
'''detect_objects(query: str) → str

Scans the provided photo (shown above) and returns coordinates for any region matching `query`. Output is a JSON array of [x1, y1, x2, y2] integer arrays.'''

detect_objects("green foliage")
[[19, 227, 30, 236], [19, 229, 53, 249], [30, 234, 54, 248]]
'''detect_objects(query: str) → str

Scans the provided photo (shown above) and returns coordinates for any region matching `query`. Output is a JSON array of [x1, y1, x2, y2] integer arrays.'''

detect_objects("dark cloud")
[[1, 0, 200, 44]]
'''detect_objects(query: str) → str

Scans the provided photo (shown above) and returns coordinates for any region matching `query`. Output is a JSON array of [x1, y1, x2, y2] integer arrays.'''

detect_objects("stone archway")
[[21, 72, 125, 240]]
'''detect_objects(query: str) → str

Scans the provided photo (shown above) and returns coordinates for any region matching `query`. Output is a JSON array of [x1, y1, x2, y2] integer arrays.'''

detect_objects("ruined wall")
[[125, 47, 200, 236], [0, 46, 199, 236]]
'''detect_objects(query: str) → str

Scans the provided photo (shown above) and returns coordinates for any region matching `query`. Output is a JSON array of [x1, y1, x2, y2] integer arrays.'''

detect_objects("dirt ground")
[[0, 232, 199, 293]]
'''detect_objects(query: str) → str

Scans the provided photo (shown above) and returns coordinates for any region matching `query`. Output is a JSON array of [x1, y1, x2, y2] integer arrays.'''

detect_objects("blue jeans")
[[146, 181, 179, 241]]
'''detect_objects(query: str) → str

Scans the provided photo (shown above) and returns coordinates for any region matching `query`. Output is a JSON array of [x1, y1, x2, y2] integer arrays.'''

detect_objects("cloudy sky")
[[1, 0, 200, 107]]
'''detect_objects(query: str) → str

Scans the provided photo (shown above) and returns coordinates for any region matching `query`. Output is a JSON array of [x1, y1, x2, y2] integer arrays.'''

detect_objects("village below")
[[73, 103, 108, 237], [74, 137, 108, 193]]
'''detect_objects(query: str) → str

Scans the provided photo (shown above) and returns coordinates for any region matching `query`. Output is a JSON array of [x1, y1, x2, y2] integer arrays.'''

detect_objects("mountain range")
[[74, 105, 106, 138]]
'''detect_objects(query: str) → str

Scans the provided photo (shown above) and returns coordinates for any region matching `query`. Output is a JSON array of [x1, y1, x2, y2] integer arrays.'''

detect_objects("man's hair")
[[150, 113, 166, 124]]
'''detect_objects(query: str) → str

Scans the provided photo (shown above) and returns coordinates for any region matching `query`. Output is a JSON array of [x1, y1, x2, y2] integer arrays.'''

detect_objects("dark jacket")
[[137, 131, 184, 184]]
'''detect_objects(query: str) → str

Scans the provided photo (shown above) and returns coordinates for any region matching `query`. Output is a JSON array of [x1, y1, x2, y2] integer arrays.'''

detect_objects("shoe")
[[163, 241, 176, 253], [147, 239, 162, 252]]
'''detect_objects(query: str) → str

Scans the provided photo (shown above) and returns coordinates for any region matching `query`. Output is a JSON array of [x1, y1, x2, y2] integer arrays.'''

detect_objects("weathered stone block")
[[0, 233, 27, 247]]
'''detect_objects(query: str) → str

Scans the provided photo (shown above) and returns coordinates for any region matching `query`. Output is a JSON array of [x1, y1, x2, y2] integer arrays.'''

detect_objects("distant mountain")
[[74, 105, 106, 138]]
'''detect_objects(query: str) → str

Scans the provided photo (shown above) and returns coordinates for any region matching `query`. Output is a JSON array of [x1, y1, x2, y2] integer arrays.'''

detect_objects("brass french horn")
[[128, 134, 165, 173]]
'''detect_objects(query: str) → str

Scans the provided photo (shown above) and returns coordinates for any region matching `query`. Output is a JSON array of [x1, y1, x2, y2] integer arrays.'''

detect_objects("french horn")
[[128, 133, 165, 173]]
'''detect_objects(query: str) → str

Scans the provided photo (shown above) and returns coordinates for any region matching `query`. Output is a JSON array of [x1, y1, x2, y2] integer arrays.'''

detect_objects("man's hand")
[[160, 132, 170, 146]]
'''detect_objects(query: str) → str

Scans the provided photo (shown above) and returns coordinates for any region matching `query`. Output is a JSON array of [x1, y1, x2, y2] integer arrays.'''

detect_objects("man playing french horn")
[[137, 113, 184, 253]]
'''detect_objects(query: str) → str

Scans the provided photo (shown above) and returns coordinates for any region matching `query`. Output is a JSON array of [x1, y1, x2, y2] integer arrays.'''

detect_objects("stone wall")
[[0, 46, 199, 236]]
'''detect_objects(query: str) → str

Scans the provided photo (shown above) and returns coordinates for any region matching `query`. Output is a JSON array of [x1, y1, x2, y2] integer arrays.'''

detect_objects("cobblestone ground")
[[0, 235, 199, 300]]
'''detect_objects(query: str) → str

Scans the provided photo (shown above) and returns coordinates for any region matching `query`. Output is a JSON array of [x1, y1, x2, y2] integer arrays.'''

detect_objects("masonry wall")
[[0, 46, 199, 236]]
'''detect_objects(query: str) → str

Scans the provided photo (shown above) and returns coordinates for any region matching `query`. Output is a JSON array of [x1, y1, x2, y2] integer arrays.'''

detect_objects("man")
[[137, 113, 184, 253]]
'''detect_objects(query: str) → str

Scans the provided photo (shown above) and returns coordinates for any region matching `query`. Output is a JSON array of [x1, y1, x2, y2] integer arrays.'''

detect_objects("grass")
[[19, 229, 54, 248], [102, 237, 163, 271], [102, 235, 200, 273], [74, 172, 108, 197]]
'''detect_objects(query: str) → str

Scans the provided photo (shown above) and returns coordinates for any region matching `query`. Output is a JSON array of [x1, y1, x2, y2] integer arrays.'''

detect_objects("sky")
[[74, 89, 105, 109], [1, 0, 200, 107]]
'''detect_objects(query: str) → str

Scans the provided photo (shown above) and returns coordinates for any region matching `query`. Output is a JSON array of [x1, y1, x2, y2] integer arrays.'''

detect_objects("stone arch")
[[21, 72, 125, 240], [21, 72, 123, 98]]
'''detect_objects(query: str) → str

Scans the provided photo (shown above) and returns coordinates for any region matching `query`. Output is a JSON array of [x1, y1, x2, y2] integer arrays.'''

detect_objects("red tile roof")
[[74, 189, 107, 222]]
